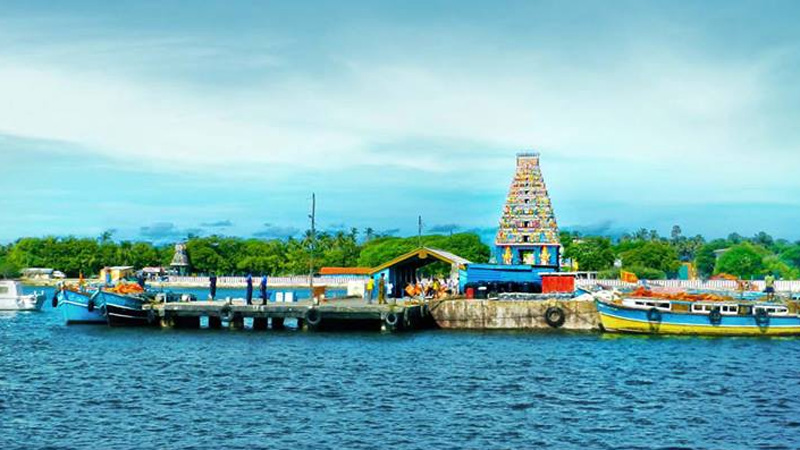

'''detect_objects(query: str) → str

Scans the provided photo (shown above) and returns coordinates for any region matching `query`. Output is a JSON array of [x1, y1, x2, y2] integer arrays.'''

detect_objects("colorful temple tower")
[[495, 152, 561, 268]]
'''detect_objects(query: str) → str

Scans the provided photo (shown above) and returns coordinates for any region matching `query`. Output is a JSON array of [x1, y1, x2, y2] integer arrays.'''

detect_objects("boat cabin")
[[691, 303, 739, 315], [622, 298, 671, 311], [0, 281, 22, 298]]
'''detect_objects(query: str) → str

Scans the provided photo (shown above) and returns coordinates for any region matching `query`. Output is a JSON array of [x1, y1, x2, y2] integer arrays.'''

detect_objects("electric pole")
[[418, 215, 423, 248], [309, 193, 316, 290]]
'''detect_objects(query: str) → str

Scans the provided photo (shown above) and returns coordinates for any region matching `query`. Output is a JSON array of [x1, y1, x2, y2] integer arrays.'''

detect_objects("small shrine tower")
[[170, 242, 190, 275], [495, 152, 561, 268]]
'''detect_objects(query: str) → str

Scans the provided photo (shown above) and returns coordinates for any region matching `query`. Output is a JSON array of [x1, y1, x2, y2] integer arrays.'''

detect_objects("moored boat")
[[0, 280, 46, 311], [101, 290, 155, 327], [56, 287, 107, 324], [596, 293, 800, 336]]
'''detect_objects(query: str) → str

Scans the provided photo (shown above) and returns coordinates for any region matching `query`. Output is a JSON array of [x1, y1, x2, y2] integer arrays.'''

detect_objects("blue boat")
[[56, 288, 106, 325], [101, 290, 155, 327]]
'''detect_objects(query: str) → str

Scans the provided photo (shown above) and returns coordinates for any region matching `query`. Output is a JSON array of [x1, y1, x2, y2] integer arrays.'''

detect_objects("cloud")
[[2, 8, 798, 189], [428, 224, 460, 234], [201, 219, 233, 228], [253, 223, 300, 239], [380, 228, 400, 236], [139, 222, 202, 241]]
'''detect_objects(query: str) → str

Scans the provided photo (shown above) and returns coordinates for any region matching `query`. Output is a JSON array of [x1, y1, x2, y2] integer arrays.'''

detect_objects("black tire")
[[544, 306, 566, 328], [709, 308, 722, 325], [755, 308, 770, 326], [87, 299, 95, 313], [51, 292, 59, 308], [646, 307, 662, 323], [220, 305, 234, 322], [383, 311, 400, 328], [305, 308, 322, 327], [147, 309, 156, 325]]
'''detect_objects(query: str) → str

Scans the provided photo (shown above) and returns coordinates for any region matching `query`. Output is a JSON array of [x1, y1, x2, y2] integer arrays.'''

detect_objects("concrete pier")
[[145, 298, 436, 332], [428, 297, 600, 331]]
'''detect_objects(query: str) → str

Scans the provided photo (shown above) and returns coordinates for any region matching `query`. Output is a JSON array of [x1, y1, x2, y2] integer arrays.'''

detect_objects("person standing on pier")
[[209, 274, 218, 300], [378, 273, 387, 305], [366, 277, 375, 304], [245, 274, 253, 305], [260, 274, 268, 305], [765, 274, 776, 300]]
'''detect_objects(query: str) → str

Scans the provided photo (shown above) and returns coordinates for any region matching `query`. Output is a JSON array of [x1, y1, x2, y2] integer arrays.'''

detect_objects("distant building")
[[99, 266, 134, 283], [170, 242, 190, 275], [495, 152, 561, 268], [139, 267, 166, 280], [21, 268, 64, 280]]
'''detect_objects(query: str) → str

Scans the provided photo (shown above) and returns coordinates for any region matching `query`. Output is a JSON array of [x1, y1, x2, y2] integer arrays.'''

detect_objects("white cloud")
[[0, 12, 799, 206]]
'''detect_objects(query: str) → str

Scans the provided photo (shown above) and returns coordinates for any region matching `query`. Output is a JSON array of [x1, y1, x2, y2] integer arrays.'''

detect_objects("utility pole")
[[309, 193, 316, 290], [418, 215, 423, 248]]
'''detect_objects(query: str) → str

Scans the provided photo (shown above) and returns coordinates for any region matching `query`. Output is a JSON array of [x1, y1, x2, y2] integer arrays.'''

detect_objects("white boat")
[[0, 280, 47, 311]]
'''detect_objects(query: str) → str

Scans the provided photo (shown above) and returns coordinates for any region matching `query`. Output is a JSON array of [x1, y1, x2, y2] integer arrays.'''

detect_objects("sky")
[[2, 0, 800, 244]]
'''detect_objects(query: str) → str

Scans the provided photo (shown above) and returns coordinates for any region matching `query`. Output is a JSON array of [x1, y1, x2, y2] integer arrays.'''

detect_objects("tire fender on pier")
[[544, 306, 566, 328], [220, 305, 234, 323], [384, 311, 401, 331], [305, 308, 322, 328]]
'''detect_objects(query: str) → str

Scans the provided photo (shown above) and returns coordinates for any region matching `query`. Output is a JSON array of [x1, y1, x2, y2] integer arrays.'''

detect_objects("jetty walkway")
[[144, 297, 437, 332]]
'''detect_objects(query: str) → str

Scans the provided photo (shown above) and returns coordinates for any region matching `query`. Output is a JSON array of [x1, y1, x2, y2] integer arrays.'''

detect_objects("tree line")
[[3, 225, 797, 280], [0, 229, 490, 278], [561, 226, 800, 280]]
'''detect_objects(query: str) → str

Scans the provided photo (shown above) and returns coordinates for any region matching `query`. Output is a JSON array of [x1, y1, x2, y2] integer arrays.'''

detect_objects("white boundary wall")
[[167, 275, 365, 287]]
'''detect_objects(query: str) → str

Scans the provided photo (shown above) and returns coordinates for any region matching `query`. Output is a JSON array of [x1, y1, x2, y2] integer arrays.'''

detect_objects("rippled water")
[[2, 288, 800, 449]]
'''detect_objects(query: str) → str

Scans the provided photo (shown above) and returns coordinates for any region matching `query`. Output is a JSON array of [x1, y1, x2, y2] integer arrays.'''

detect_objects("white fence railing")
[[576, 279, 800, 293], [165, 275, 364, 287]]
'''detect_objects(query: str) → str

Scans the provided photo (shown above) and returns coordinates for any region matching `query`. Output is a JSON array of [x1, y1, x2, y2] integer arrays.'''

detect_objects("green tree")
[[563, 237, 615, 271], [715, 243, 767, 279], [620, 241, 680, 275], [695, 239, 728, 278]]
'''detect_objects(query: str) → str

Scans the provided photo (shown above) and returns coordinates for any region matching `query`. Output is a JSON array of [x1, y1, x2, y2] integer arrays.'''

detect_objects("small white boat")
[[0, 280, 46, 311]]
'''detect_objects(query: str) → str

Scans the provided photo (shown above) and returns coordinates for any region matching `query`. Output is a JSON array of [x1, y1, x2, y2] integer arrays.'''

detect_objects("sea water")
[[2, 287, 800, 449]]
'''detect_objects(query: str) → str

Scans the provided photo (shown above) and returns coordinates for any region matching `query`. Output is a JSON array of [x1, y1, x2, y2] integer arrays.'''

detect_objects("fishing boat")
[[55, 287, 106, 324], [101, 289, 154, 327], [0, 280, 46, 311], [596, 290, 800, 336]]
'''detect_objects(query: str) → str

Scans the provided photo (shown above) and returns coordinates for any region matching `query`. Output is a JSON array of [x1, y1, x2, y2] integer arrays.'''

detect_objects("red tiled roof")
[[319, 267, 372, 275]]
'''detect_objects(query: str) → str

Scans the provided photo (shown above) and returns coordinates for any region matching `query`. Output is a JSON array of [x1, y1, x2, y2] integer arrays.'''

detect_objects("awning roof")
[[370, 247, 472, 275]]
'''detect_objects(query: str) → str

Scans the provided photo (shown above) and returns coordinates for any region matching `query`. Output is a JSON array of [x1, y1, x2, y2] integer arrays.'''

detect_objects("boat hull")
[[596, 300, 800, 336], [57, 290, 106, 325], [0, 294, 46, 311], [102, 292, 153, 327]]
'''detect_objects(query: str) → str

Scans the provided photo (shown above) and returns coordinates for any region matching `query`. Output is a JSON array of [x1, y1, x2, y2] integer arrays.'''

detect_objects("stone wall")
[[429, 298, 600, 331]]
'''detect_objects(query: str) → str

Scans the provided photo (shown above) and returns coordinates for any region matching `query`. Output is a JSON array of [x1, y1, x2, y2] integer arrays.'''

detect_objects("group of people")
[[404, 277, 457, 300], [363, 274, 457, 303], [208, 274, 270, 305], [364, 274, 388, 304]]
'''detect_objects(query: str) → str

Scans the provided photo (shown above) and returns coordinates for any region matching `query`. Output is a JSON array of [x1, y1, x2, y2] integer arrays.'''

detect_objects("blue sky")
[[2, 0, 800, 243]]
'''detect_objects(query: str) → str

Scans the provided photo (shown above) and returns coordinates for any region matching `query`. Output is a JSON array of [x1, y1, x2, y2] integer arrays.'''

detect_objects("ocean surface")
[[2, 287, 800, 450]]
